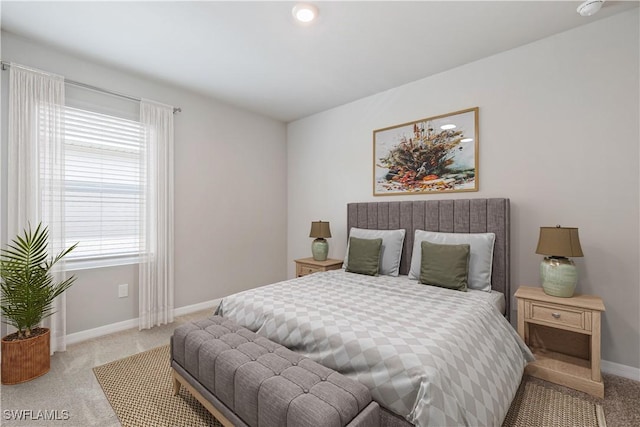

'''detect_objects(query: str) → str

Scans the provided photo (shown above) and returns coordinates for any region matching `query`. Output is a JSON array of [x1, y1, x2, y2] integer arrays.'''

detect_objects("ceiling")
[[2, 1, 638, 122]]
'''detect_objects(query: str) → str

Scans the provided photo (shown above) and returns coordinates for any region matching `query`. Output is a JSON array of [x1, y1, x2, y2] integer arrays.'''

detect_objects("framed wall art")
[[373, 107, 479, 196]]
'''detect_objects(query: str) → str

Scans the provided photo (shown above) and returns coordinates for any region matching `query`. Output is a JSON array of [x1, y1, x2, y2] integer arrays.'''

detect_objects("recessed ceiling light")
[[440, 124, 456, 130], [292, 3, 319, 23], [577, 0, 604, 17], [461, 138, 473, 143]]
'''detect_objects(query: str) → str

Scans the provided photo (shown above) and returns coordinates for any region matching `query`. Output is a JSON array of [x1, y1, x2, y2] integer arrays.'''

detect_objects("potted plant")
[[1, 223, 77, 384]]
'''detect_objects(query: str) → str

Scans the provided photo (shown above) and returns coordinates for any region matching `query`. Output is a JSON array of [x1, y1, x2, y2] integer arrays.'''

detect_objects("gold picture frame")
[[373, 107, 479, 196]]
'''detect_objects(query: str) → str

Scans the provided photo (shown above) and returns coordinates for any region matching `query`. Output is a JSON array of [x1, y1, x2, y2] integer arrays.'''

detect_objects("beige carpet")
[[95, 345, 605, 427]]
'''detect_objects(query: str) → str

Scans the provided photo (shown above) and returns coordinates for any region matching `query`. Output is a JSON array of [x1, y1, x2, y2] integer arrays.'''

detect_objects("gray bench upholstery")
[[171, 315, 380, 427]]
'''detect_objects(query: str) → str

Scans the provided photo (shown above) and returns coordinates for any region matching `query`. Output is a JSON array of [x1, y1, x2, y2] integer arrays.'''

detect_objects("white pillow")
[[409, 230, 495, 292], [343, 228, 406, 276]]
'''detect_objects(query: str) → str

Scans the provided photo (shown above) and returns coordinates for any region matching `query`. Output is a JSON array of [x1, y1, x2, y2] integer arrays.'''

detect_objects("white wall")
[[287, 10, 640, 370], [0, 31, 288, 334]]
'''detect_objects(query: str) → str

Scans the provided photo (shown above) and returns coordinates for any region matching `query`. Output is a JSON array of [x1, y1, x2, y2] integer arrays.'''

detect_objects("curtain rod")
[[1, 61, 182, 114]]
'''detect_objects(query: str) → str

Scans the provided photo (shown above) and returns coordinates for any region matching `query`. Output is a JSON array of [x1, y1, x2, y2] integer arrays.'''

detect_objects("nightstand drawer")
[[298, 265, 322, 276], [528, 301, 588, 331]]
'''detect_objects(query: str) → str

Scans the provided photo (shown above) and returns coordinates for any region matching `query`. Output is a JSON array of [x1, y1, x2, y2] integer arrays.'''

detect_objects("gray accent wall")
[[287, 10, 640, 370]]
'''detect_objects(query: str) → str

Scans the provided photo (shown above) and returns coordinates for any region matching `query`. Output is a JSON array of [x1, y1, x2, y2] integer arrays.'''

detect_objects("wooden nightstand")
[[294, 258, 343, 277], [515, 286, 605, 398]]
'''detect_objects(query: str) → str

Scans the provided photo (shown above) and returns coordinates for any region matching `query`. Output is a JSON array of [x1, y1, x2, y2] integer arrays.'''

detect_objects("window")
[[57, 106, 146, 268]]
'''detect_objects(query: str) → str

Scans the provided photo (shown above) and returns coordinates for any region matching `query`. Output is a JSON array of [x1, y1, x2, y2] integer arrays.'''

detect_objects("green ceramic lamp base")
[[311, 238, 328, 261], [540, 257, 577, 298]]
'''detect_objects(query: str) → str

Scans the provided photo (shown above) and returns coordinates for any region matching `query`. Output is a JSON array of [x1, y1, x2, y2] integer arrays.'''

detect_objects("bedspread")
[[218, 270, 533, 427]]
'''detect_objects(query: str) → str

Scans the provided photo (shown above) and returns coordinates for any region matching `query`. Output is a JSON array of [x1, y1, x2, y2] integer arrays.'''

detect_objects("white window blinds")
[[60, 106, 146, 268]]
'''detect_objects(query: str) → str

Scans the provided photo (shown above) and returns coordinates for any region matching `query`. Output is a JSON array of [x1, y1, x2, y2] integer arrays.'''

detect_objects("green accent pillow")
[[346, 237, 382, 276], [420, 240, 470, 292]]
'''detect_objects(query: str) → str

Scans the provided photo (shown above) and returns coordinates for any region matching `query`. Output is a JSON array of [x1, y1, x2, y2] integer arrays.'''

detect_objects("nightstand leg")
[[517, 299, 526, 343], [591, 311, 602, 382]]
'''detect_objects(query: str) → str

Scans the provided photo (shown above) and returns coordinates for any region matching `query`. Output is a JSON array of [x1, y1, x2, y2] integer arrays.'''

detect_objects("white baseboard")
[[601, 359, 640, 381], [66, 317, 139, 346], [65, 298, 221, 346]]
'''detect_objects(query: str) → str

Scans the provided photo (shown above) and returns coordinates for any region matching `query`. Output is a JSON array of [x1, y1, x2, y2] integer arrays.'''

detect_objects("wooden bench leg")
[[171, 367, 235, 427], [172, 370, 181, 396]]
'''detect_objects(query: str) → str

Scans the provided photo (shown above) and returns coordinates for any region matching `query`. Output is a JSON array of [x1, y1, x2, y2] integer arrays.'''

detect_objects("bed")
[[218, 198, 533, 426]]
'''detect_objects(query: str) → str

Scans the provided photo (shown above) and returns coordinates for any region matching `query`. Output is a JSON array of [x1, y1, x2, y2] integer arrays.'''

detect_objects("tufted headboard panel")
[[347, 198, 511, 317]]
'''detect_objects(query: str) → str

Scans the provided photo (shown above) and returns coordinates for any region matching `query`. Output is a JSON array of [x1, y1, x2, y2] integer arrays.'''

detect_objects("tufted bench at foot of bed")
[[171, 315, 380, 427]]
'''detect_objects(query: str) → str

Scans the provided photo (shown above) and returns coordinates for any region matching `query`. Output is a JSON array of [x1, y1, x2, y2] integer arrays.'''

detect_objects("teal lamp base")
[[540, 257, 577, 298], [311, 238, 328, 261]]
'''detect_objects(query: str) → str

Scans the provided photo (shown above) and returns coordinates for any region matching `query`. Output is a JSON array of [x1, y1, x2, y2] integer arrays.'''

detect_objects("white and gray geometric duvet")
[[218, 270, 534, 427]]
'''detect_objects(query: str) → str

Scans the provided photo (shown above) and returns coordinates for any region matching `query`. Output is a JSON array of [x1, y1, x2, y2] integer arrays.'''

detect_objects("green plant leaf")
[[0, 222, 77, 338]]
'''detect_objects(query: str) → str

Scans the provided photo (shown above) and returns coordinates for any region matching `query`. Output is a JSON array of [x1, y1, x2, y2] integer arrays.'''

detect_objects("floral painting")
[[373, 107, 479, 195]]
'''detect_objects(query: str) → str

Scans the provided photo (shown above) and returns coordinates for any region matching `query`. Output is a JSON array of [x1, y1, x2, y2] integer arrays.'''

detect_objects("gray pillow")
[[409, 230, 495, 292], [343, 228, 406, 276], [420, 241, 470, 292], [345, 237, 382, 276]]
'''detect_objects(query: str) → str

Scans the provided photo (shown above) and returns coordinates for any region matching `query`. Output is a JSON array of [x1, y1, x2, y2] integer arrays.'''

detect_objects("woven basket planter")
[[1, 328, 50, 385]]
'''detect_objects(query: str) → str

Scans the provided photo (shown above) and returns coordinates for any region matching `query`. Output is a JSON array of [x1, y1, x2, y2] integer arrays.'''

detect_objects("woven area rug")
[[95, 345, 605, 427], [503, 380, 606, 427], [93, 345, 222, 427]]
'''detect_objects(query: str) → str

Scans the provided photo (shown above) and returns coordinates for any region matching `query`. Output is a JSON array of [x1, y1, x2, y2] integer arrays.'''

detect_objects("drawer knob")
[[552, 312, 561, 319]]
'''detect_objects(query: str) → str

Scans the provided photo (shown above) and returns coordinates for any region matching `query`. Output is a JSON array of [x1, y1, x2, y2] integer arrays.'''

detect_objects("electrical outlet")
[[118, 283, 129, 298]]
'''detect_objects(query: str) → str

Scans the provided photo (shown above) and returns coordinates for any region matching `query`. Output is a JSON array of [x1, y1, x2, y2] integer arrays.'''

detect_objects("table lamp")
[[309, 221, 331, 261], [535, 225, 583, 297]]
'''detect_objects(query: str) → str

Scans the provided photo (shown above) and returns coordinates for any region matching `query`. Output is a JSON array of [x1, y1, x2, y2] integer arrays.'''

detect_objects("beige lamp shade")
[[536, 226, 583, 258], [309, 221, 332, 239]]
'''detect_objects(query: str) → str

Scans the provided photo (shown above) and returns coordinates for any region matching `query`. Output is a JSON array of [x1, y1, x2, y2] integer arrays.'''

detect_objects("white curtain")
[[139, 99, 175, 330], [7, 63, 68, 353]]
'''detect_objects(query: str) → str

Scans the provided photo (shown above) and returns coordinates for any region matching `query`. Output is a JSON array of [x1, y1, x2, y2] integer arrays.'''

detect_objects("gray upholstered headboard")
[[347, 198, 511, 317]]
